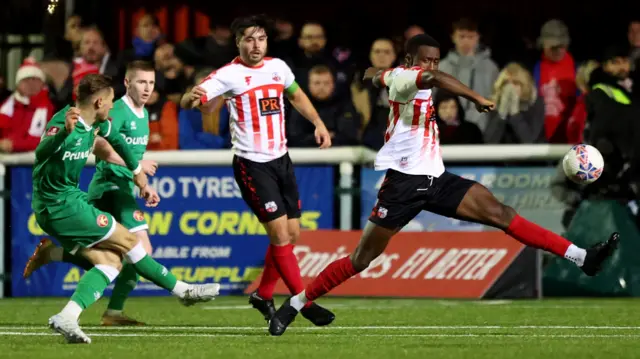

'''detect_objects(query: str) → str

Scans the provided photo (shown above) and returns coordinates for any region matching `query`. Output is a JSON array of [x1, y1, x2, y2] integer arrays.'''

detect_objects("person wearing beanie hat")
[[0, 58, 54, 153], [15, 59, 46, 85], [600, 45, 632, 88]]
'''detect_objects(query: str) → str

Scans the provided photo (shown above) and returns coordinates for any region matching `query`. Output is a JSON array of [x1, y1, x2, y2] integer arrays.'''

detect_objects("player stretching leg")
[[181, 15, 335, 326], [268, 34, 619, 336], [23, 61, 160, 326], [33, 74, 219, 344]]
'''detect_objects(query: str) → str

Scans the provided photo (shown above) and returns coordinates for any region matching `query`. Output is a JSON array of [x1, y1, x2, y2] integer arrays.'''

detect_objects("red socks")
[[506, 214, 571, 257], [269, 244, 308, 295], [256, 245, 280, 300], [305, 256, 358, 302]]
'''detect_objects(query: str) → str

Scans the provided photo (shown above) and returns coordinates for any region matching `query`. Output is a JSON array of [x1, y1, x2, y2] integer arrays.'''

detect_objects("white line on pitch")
[[2, 325, 640, 331], [0, 332, 639, 339]]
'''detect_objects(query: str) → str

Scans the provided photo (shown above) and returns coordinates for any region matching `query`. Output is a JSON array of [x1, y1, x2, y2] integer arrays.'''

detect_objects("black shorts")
[[369, 169, 475, 230], [233, 153, 301, 223]]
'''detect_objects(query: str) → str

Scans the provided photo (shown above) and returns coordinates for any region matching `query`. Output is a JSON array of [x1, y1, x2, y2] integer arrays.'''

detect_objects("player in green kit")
[[24, 61, 160, 326], [30, 74, 220, 344]]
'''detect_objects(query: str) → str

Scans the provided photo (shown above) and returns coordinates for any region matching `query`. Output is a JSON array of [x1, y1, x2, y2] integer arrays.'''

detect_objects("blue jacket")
[[178, 105, 231, 149]]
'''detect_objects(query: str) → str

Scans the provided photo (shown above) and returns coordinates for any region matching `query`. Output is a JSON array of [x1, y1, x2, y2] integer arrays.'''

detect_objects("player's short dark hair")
[[230, 14, 272, 42], [309, 65, 333, 76], [76, 74, 112, 104], [405, 34, 440, 56], [126, 60, 154, 77], [452, 18, 478, 32]]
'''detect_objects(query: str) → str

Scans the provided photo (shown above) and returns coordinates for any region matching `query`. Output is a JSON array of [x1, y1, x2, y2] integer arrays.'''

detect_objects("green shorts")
[[35, 201, 116, 254], [89, 189, 148, 233]]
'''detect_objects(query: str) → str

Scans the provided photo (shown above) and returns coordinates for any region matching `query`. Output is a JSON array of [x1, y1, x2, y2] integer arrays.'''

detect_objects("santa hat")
[[15, 58, 45, 84]]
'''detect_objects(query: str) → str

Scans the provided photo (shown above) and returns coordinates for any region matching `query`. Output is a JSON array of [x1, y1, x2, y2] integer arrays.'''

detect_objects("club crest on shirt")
[[245, 76, 252, 85], [97, 214, 109, 227], [46, 127, 59, 136], [400, 156, 409, 168], [133, 210, 145, 222], [272, 72, 281, 82]]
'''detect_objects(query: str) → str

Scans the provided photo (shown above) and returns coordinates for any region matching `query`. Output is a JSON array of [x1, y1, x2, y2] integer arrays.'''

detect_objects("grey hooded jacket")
[[438, 46, 500, 132]]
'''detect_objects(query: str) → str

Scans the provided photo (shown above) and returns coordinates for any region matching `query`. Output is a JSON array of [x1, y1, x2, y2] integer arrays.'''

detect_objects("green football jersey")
[[32, 105, 141, 216], [89, 97, 149, 195], [96, 97, 149, 179]]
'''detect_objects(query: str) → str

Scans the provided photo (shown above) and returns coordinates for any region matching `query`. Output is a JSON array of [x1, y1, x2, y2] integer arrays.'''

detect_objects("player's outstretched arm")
[[419, 70, 495, 112], [286, 85, 332, 149]]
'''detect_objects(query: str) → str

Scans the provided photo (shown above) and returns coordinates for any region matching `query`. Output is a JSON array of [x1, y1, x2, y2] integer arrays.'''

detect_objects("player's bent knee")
[[289, 228, 300, 245], [265, 216, 292, 245], [123, 233, 140, 251]]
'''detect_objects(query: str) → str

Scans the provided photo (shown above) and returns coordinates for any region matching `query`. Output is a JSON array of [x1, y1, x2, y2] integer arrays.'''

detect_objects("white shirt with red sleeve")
[[375, 66, 445, 177], [199, 57, 295, 163]]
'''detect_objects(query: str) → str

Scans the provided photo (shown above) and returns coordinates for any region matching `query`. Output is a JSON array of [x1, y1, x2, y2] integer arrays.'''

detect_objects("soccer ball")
[[562, 144, 604, 184]]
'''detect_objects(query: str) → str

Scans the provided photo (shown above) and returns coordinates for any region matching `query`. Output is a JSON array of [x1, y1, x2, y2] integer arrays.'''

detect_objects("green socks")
[[70, 267, 112, 309], [107, 263, 139, 311], [130, 255, 177, 291]]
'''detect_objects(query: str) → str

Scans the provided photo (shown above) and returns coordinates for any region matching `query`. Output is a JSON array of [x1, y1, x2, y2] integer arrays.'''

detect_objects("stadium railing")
[[0, 144, 572, 229]]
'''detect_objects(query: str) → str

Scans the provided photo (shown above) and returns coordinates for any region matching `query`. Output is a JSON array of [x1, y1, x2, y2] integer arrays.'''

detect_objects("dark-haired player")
[[268, 34, 619, 336], [180, 15, 335, 326]]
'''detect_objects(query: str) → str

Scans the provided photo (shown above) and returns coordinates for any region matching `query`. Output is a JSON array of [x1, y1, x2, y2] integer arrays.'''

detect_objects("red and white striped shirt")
[[375, 66, 444, 177], [199, 57, 295, 163]]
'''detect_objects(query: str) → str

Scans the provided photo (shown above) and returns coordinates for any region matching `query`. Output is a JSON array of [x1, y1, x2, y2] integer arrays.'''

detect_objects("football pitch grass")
[[1, 296, 640, 358]]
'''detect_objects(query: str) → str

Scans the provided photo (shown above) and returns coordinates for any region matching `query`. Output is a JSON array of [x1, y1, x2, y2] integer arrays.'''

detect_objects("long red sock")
[[256, 245, 280, 300], [506, 214, 572, 257], [270, 244, 306, 294], [305, 256, 358, 301]]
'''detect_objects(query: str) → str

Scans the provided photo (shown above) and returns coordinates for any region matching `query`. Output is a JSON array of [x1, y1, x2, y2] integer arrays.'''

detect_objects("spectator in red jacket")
[[0, 59, 54, 153], [567, 60, 599, 144], [533, 20, 577, 143]]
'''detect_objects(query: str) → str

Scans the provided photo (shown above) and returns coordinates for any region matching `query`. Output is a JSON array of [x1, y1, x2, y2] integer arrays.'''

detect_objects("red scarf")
[[538, 53, 576, 143], [566, 94, 587, 144]]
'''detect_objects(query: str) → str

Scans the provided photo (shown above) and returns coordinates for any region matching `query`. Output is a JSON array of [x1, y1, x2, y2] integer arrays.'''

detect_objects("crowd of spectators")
[[0, 14, 639, 159]]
